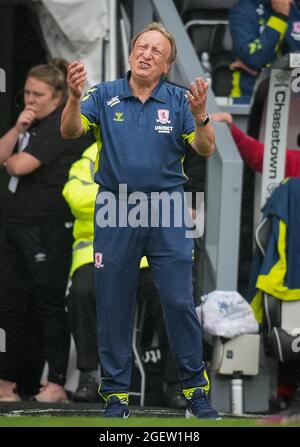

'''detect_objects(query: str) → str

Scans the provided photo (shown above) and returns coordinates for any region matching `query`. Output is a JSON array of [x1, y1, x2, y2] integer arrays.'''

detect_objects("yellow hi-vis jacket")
[[62, 143, 148, 277]]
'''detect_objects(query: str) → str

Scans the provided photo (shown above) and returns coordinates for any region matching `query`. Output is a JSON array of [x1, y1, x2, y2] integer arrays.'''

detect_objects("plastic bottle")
[[200, 51, 212, 87], [231, 377, 243, 415]]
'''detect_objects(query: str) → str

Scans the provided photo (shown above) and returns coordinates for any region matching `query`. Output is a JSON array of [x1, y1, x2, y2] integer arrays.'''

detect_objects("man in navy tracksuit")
[[61, 22, 219, 419], [229, 0, 300, 100]]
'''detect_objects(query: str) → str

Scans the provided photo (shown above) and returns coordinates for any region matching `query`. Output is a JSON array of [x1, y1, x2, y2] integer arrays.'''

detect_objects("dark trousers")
[[0, 220, 72, 387], [67, 263, 99, 372], [67, 263, 181, 384], [94, 188, 206, 395], [137, 268, 181, 384]]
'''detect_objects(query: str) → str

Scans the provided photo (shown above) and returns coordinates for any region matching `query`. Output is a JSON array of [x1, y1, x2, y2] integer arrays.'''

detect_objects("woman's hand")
[[15, 107, 36, 134]]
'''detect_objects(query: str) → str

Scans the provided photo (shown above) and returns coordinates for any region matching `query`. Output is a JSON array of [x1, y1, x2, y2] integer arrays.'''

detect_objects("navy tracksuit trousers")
[[94, 187, 207, 395]]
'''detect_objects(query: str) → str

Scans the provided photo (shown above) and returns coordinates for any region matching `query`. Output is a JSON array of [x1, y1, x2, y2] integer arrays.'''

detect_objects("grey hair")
[[131, 22, 177, 64]]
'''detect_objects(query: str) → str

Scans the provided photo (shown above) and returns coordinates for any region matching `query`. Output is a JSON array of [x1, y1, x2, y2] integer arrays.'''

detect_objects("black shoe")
[[167, 392, 187, 409], [164, 382, 187, 409], [73, 373, 99, 403]]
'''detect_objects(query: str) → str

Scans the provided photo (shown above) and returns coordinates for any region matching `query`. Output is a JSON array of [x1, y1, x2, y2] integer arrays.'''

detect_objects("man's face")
[[129, 30, 172, 83], [24, 77, 61, 119]]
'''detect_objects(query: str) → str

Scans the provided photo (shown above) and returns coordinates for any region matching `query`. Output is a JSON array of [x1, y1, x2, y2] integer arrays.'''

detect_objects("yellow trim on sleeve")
[[256, 221, 300, 301], [93, 126, 102, 174], [183, 131, 195, 146], [80, 114, 96, 134], [181, 155, 188, 180], [267, 15, 288, 36], [82, 87, 97, 102]]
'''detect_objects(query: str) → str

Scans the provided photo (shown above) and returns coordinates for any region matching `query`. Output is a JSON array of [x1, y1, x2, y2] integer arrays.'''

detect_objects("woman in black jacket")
[[0, 59, 92, 402]]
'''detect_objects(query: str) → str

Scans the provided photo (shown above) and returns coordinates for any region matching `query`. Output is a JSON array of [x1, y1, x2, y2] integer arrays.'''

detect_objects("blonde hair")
[[27, 58, 69, 103], [131, 22, 177, 64]]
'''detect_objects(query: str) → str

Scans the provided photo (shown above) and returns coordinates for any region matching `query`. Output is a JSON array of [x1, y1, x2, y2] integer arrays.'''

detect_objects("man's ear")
[[163, 62, 171, 76]]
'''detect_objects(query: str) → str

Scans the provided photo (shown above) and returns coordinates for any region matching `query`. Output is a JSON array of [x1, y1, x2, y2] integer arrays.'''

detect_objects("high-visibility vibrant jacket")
[[248, 178, 300, 323], [62, 143, 148, 277], [229, 0, 300, 99]]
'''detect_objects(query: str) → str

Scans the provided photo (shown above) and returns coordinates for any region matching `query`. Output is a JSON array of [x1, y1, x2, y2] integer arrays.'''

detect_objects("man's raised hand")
[[67, 61, 87, 99]]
